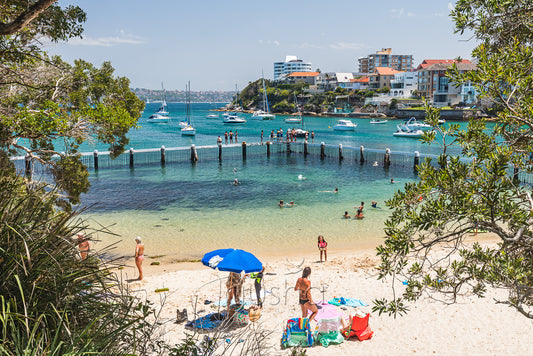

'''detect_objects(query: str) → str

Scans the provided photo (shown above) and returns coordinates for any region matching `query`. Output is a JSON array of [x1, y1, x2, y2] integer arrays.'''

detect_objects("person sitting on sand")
[[134, 236, 144, 280], [226, 272, 243, 306], [294, 267, 318, 321], [317, 235, 328, 262], [77, 232, 90, 260], [343, 211, 351, 219]]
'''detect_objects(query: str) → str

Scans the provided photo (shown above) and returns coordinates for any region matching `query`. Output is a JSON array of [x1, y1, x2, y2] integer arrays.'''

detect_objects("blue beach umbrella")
[[201, 248, 262, 273]]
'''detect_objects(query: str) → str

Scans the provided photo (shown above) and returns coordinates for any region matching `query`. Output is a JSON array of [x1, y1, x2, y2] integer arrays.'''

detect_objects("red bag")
[[351, 313, 369, 331], [355, 326, 374, 341]]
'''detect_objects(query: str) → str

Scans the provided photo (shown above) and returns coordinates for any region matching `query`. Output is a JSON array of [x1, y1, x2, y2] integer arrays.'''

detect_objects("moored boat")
[[393, 124, 424, 138], [333, 119, 357, 131], [370, 118, 388, 124]]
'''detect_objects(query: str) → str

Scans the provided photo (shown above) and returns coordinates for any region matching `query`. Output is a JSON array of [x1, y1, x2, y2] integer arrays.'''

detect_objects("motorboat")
[[181, 81, 196, 136], [147, 83, 170, 123], [223, 114, 246, 124], [251, 110, 275, 120], [206, 114, 219, 119], [333, 119, 357, 131], [284, 117, 302, 124], [404, 117, 432, 130], [147, 113, 170, 123], [393, 124, 424, 138], [370, 118, 388, 124], [292, 128, 308, 138]]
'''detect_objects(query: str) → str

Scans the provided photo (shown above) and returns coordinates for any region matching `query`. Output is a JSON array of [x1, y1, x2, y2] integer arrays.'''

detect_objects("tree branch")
[[0, 0, 58, 36]]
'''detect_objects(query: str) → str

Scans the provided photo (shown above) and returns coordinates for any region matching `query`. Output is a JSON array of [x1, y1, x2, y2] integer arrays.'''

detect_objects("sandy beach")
[[118, 241, 533, 355]]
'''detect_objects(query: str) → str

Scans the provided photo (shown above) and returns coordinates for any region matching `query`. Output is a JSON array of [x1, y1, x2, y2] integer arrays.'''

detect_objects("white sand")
[[121, 248, 533, 355]]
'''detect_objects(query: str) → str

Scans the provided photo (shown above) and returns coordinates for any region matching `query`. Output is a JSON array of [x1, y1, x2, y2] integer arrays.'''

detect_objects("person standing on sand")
[[226, 272, 243, 306], [294, 267, 318, 321], [250, 267, 264, 308], [317, 235, 328, 262], [77, 232, 90, 260], [134, 236, 144, 280]]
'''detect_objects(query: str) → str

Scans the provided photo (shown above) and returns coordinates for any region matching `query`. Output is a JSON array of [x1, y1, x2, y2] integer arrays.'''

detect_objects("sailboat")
[[252, 72, 275, 120], [181, 81, 196, 136], [223, 85, 246, 124], [288, 93, 307, 137], [147, 82, 170, 123], [284, 93, 303, 124]]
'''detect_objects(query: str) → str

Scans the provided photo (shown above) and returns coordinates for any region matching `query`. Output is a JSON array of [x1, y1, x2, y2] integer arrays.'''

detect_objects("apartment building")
[[417, 61, 477, 106], [273, 55, 312, 80], [358, 48, 413, 73], [282, 72, 320, 85], [367, 67, 402, 90], [390, 71, 418, 97]]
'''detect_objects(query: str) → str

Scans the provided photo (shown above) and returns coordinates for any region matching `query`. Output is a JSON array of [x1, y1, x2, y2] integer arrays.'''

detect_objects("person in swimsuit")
[[226, 272, 243, 307], [294, 267, 318, 321], [77, 232, 90, 260], [317, 235, 328, 262], [134, 236, 145, 280], [343, 211, 351, 219], [355, 201, 364, 218]]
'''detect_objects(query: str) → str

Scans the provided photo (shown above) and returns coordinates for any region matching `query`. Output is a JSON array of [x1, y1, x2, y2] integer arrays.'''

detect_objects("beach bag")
[[316, 331, 344, 347], [355, 326, 374, 341], [248, 307, 261, 322], [235, 309, 249, 326]]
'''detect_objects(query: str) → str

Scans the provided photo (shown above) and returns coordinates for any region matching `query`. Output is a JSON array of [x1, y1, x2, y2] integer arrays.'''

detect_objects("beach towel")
[[281, 318, 314, 348], [328, 297, 368, 307], [213, 298, 252, 307], [315, 330, 344, 347], [185, 312, 226, 330]]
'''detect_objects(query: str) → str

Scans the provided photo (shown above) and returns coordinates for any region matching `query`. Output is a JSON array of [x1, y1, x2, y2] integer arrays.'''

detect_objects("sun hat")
[[135, 236, 142, 242]]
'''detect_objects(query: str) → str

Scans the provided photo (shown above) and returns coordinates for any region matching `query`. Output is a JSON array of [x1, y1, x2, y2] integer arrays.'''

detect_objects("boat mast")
[[262, 70, 270, 113], [186, 81, 191, 124]]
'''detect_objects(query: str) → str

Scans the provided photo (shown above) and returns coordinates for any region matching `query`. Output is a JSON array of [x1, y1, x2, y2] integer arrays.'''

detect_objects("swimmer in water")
[[233, 178, 240, 185], [343, 211, 350, 219], [279, 200, 284, 208], [319, 188, 338, 193], [373, 161, 378, 167], [298, 174, 306, 180], [371, 201, 378, 208]]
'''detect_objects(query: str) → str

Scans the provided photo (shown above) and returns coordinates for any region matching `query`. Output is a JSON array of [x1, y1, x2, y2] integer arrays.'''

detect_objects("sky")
[[47, 0, 476, 91]]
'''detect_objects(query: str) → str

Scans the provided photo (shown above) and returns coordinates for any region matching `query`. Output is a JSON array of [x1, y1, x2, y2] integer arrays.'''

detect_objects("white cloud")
[[68, 32, 144, 47], [299, 42, 322, 49], [329, 42, 363, 50], [391, 8, 405, 18], [258, 40, 280, 47]]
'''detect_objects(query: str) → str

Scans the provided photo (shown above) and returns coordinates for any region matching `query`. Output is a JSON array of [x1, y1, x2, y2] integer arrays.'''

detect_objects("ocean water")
[[80, 103, 472, 260]]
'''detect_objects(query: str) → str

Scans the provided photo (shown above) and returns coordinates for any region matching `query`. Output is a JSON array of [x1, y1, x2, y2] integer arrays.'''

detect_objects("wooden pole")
[[360, 145, 365, 163], [414, 151, 419, 171], [304, 140, 308, 156], [384, 148, 391, 168], [24, 154, 32, 179], [320, 142, 325, 159], [339, 144, 343, 161], [242, 141, 247, 160], [218, 141, 222, 160], [93, 150, 99, 170], [266, 141, 271, 157], [129, 148, 134, 168], [160, 146, 166, 166], [191, 144, 198, 162]]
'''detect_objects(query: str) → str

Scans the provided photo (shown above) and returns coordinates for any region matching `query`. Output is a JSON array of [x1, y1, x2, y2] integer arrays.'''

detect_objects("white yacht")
[[333, 119, 357, 131], [147, 84, 170, 123], [393, 124, 424, 138], [251, 73, 275, 120], [404, 117, 432, 130], [370, 118, 388, 124], [223, 114, 246, 124], [181, 81, 196, 136]]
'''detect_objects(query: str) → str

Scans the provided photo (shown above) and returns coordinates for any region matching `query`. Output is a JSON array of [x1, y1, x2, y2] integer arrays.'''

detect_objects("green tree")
[[0, 0, 144, 206], [375, 0, 533, 319]]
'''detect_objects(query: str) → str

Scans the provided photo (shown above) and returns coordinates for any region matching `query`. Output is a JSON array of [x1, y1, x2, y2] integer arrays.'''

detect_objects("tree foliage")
[[374, 0, 533, 319], [0, 0, 144, 206]]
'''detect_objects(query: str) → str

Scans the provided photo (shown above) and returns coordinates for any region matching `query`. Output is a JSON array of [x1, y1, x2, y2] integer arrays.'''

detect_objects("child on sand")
[[317, 235, 327, 262]]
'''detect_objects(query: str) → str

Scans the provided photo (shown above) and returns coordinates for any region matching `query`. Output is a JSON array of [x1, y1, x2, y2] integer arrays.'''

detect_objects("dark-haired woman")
[[294, 267, 318, 321]]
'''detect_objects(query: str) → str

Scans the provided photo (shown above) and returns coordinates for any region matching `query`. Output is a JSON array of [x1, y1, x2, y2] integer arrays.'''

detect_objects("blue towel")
[[328, 297, 368, 307]]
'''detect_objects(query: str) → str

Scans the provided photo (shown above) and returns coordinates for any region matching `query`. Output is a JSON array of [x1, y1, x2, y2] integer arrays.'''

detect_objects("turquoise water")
[[81, 103, 474, 260]]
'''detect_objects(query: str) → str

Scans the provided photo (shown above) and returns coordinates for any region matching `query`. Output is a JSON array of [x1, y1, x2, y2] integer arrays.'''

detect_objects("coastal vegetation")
[[375, 0, 533, 319], [0, 1, 156, 354]]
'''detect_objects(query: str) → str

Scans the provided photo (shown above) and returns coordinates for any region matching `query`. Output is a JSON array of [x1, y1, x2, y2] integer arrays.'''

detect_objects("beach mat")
[[328, 297, 368, 307], [186, 312, 226, 330]]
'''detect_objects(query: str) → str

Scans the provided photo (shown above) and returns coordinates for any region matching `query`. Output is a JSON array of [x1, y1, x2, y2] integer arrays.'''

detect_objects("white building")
[[274, 55, 312, 81], [390, 71, 418, 97]]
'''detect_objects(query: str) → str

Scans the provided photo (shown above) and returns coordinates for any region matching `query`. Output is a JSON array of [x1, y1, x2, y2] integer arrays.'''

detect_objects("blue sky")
[[47, 0, 475, 91]]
